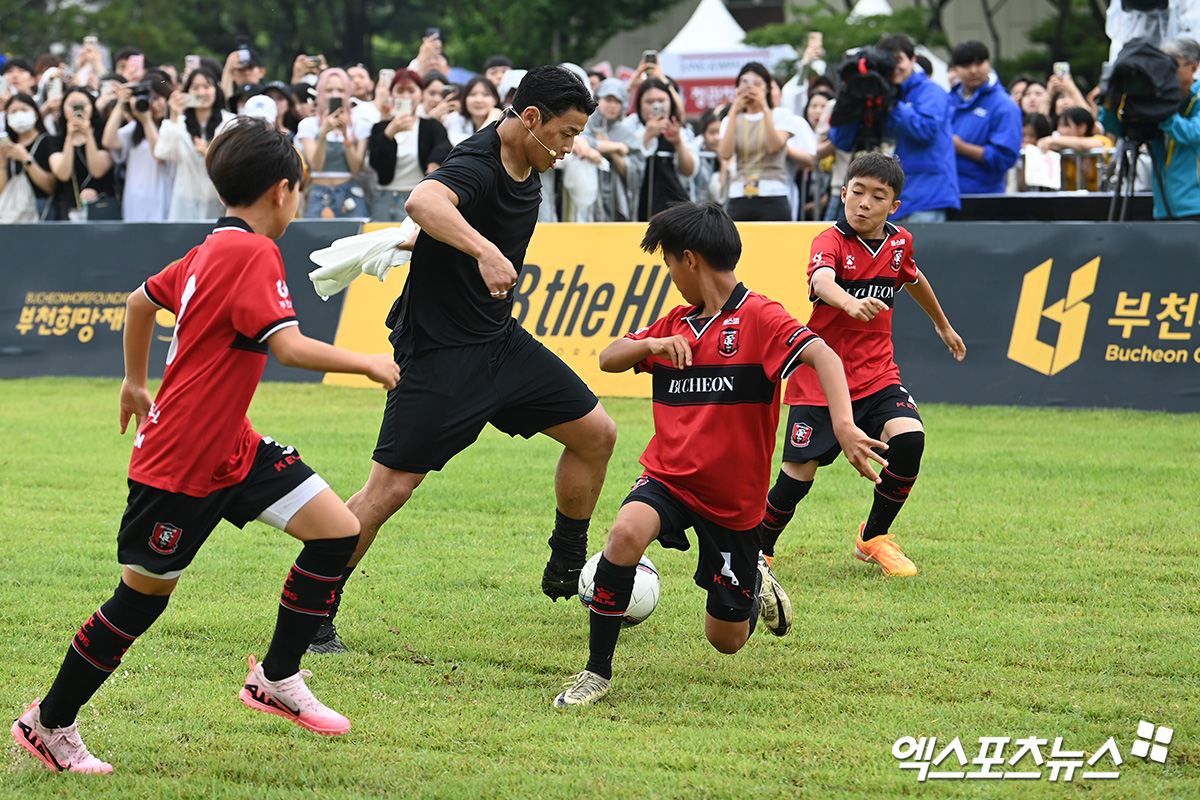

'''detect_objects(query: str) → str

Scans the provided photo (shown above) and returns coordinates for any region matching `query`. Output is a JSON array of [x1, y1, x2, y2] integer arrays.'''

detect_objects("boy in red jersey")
[[11, 118, 400, 774], [553, 202, 885, 707], [760, 152, 966, 578]]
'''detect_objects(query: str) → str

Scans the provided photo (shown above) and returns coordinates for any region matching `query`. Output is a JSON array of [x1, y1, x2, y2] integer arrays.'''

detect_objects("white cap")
[[498, 68, 527, 103], [242, 95, 278, 121]]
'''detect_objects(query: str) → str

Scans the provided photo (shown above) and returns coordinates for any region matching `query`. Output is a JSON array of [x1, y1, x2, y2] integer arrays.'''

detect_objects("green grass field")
[[0, 378, 1197, 799]]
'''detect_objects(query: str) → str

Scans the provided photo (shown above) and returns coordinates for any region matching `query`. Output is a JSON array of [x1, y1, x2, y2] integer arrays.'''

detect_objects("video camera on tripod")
[[1099, 37, 1182, 218], [829, 47, 898, 153]]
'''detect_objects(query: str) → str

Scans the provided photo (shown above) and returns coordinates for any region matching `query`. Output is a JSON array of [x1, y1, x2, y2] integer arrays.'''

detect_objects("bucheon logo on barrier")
[[1007, 258, 1100, 376]]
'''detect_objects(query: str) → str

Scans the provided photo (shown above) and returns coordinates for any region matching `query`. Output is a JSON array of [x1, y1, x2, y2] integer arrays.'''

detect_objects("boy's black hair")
[[640, 202, 741, 272], [206, 117, 304, 207], [511, 65, 597, 121], [876, 34, 916, 60], [949, 40, 990, 67], [845, 152, 905, 199]]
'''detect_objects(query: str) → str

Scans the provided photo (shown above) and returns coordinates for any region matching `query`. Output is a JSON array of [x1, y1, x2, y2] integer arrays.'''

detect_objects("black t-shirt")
[[52, 135, 117, 217], [389, 123, 541, 355]]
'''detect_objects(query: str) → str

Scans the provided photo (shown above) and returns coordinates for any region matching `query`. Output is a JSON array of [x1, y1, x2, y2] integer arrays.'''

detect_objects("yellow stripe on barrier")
[[325, 222, 821, 397]]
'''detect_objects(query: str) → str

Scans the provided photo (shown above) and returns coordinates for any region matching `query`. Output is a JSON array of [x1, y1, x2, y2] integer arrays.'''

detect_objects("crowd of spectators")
[[1, 29, 1197, 223]]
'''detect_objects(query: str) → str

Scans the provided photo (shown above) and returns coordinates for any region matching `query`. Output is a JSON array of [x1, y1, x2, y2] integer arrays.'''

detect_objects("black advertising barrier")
[[0, 221, 360, 382], [895, 223, 1200, 412]]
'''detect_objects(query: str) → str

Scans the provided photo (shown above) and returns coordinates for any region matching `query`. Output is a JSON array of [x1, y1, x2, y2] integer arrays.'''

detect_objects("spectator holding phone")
[[443, 76, 502, 145], [0, 92, 58, 219], [113, 48, 146, 84], [719, 62, 807, 220], [221, 39, 265, 102], [297, 68, 371, 218], [48, 87, 116, 220], [367, 70, 451, 221], [625, 77, 696, 220], [155, 69, 234, 220], [419, 71, 459, 123], [102, 69, 176, 221]]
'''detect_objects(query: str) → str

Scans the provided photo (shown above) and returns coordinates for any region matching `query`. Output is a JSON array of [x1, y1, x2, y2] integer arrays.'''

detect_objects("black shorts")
[[623, 475, 759, 623], [374, 322, 599, 474], [782, 383, 922, 466], [116, 437, 328, 580]]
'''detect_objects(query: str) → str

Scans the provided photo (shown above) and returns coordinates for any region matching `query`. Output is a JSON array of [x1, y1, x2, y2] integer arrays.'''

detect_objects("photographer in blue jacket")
[[949, 41, 1022, 195], [831, 34, 960, 222]]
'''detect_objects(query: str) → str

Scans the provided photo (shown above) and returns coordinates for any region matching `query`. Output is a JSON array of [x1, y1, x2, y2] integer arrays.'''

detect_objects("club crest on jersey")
[[890, 248, 904, 271], [718, 327, 739, 357], [149, 522, 182, 554], [790, 422, 813, 448]]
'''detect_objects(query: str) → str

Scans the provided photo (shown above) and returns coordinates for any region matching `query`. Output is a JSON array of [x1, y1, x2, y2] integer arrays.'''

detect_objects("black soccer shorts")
[[623, 475, 759, 623], [781, 383, 922, 466], [116, 437, 328, 580], [373, 322, 598, 474]]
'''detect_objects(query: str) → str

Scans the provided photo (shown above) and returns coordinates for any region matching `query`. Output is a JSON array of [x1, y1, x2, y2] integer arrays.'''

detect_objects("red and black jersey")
[[129, 217, 298, 497], [785, 218, 918, 406], [629, 283, 821, 529]]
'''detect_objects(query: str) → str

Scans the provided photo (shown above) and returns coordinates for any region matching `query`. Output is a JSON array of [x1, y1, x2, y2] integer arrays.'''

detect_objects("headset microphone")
[[507, 105, 557, 158]]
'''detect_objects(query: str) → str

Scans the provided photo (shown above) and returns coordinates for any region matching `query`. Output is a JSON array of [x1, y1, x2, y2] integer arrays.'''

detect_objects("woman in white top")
[[366, 70, 451, 222], [442, 76, 502, 146], [154, 69, 233, 221], [718, 62, 805, 221], [297, 68, 371, 218], [101, 69, 176, 221]]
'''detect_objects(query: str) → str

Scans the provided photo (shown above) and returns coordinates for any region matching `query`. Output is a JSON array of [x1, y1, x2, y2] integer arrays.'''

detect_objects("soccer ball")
[[578, 551, 660, 626]]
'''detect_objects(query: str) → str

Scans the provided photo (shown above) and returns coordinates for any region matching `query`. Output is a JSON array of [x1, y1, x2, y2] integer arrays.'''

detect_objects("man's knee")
[[363, 465, 424, 514]]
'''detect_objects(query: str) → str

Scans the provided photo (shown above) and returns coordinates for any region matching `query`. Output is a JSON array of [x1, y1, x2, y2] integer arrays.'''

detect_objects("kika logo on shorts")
[[631, 475, 650, 491], [790, 422, 813, 447], [718, 327, 739, 357], [149, 522, 182, 554]]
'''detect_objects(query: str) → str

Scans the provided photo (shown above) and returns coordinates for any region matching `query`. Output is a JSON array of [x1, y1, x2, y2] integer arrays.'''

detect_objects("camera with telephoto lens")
[[129, 80, 155, 113]]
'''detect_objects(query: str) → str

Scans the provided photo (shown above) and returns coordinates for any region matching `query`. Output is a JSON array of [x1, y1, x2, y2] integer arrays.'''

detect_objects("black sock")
[[263, 534, 358, 681], [583, 556, 635, 680], [39, 581, 170, 728], [760, 470, 813, 556], [324, 568, 354, 626], [748, 567, 762, 637], [547, 509, 589, 564], [862, 431, 924, 540]]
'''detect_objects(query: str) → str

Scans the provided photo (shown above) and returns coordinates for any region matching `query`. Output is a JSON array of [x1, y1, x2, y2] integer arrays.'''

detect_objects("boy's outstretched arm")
[[268, 326, 401, 389], [120, 289, 158, 434], [599, 335, 692, 373], [811, 268, 888, 322], [908, 269, 966, 361], [802, 340, 888, 483]]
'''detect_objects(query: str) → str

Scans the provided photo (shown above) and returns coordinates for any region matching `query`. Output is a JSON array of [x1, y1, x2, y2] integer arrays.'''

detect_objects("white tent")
[[662, 0, 747, 53]]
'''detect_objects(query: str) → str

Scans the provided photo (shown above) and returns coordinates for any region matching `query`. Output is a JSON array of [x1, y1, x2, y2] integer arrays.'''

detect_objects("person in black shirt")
[[308, 66, 616, 654]]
